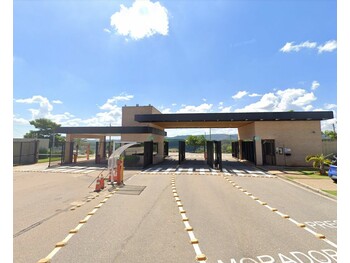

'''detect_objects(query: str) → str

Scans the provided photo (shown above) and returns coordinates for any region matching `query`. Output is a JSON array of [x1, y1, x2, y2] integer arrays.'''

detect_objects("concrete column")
[[65, 134, 73, 163], [238, 140, 243, 160], [254, 137, 263, 165], [99, 136, 106, 160]]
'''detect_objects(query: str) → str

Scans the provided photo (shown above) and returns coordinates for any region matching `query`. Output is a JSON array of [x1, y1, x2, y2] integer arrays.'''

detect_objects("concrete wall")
[[322, 140, 337, 157], [121, 105, 165, 164], [238, 121, 323, 166], [122, 105, 163, 130]]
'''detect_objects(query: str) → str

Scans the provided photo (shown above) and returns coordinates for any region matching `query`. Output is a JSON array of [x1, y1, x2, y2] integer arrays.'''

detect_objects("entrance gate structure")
[[55, 105, 334, 167], [206, 141, 222, 171], [178, 141, 186, 164]]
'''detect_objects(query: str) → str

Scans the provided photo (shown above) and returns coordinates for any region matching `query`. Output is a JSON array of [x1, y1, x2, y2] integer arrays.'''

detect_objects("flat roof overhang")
[[54, 126, 167, 136], [134, 111, 334, 129]]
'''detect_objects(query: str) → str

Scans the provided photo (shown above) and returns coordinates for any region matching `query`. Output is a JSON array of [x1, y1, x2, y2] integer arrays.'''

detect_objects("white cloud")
[[103, 28, 111, 34], [279, 41, 317, 53], [13, 117, 29, 125], [110, 0, 169, 40], [248, 93, 262, 97], [311, 81, 320, 90], [232, 91, 248, 99], [324, 103, 337, 110], [235, 88, 317, 112], [318, 40, 337, 53], [176, 103, 213, 113], [52, 100, 63, 104], [15, 95, 53, 119], [99, 94, 134, 110], [280, 40, 337, 54], [220, 106, 232, 113]]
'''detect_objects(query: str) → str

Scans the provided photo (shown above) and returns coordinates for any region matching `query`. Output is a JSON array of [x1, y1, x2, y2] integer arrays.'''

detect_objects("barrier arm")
[[107, 142, 139, 186]]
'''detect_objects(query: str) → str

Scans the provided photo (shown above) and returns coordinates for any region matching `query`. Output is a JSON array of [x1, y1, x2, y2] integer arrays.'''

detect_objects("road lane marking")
[[171, 175, 207, 262], [37, 186, 120, 263], [221, 175, 337, 249]]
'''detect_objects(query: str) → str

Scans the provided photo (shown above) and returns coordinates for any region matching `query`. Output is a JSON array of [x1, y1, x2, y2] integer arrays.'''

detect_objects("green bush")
[[38, 148, 49, 159]]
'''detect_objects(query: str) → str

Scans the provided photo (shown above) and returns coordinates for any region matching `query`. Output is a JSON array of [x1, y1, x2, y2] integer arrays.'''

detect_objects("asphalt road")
[[13, 157, 337, 263]]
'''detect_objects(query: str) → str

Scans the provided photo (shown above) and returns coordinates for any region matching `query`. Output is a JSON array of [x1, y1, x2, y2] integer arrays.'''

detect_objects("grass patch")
[[323, 190, 337, 196], [306, 174, 329, 179], [37, 157, 61, 163]]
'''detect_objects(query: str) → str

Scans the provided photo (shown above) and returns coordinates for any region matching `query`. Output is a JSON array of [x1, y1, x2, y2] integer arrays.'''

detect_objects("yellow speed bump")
[[196, 254, 207, 261], [55, 241, 67, 247], [315, 233, 326, 239], [185, 226, 193, 231], [297, 223, 306, 228], [37, 258, 50, 263], [69, 229, 78, 234], [270, 208, 278, 212], [190, 238, 199, 244], [182, 217, 189, 221]]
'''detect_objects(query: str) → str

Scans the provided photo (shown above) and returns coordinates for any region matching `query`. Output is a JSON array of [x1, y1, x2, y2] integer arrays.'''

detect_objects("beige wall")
[[121, 105, 166, 164], [258, 121, 322, 166], [122, 105, 163, 130], [238, 122, 256, 140]]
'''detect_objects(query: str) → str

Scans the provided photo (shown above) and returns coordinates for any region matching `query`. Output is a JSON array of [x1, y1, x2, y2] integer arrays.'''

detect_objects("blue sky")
[[12, 0, 338, 138]]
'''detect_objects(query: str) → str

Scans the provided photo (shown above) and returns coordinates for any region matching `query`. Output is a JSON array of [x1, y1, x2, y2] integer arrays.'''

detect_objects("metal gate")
[[215, 141, 222, 171], [164, 141, 169, 157], [262, 139, 276, 165], [206, 141, 214, 167], [178, 141, 186, 164], [207, 140, 222, 171], [144, 141, 153, 168], [242, 140, 255, 164], [232, 141, 239, 158]]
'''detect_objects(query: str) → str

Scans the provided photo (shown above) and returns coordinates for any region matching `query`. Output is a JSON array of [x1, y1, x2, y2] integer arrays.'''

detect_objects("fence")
[[13, 140, 39, 166], [322, 140, 337, 157]]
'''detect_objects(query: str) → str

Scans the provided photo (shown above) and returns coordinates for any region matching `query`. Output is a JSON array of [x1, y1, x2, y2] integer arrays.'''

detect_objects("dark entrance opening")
[[232, 141, 239, 158], [164, 141, 169, 157], [262, 139, 276, 165], [242, 140, 256, 164], [143, 141, 153, 168], [178, 140, 186, 164]]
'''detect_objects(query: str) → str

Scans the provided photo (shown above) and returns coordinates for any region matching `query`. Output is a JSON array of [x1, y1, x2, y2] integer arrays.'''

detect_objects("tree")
[[24, 118, 65, 146], [322, 130, 337, 140], [305, 154, 332, 175], [186, 135, 206, 152]]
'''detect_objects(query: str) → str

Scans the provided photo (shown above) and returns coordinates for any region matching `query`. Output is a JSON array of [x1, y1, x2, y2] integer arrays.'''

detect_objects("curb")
[[255, 167, 337, 200]]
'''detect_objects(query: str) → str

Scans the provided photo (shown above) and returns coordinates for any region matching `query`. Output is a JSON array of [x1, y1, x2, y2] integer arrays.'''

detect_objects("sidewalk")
[[257, 165, 337, 199]]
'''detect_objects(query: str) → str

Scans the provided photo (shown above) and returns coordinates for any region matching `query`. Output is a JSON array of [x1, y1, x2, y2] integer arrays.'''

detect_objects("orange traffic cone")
[[100, 176, 105, 189], [94, 178, 101, 192]]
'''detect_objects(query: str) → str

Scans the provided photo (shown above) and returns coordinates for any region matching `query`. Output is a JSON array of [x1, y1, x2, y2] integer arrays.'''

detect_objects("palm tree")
[[305, 154, 332, 175]]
